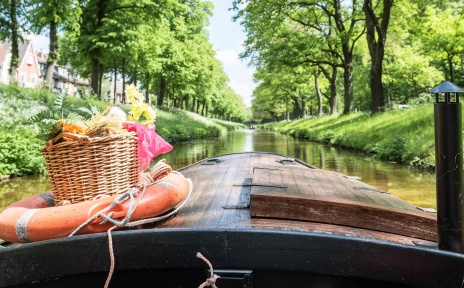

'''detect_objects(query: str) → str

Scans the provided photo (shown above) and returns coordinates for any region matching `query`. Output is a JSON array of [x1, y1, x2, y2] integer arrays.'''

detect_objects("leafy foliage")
[[26, 93, 88, 141], [232, 0, 464, 120], [0, 133, 45, 176]]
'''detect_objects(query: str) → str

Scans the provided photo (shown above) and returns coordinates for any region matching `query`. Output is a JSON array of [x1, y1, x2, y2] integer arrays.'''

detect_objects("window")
[[26, 55, 33, 65], [19, 72, 26, 87], [31, 74, 37, 85]]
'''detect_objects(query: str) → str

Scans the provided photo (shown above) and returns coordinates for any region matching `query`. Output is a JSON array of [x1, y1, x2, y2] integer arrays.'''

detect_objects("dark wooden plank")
[[250, 191, 437, 241], [223, 218, 437, 246]]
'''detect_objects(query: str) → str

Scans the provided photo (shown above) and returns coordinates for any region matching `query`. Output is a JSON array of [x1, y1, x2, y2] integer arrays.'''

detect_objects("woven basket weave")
[[41, 132, 140, 205]]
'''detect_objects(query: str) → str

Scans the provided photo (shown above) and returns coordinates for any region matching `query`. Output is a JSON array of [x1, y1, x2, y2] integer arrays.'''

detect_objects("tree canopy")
[[1, 0, 249, 123], [233, 0, 464, 121], [2, 0, 464, 123]]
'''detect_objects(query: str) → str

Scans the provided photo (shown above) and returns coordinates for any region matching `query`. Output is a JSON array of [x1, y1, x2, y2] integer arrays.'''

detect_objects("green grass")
[[261, 105, 437, 169], [155, 107, 246, 143]]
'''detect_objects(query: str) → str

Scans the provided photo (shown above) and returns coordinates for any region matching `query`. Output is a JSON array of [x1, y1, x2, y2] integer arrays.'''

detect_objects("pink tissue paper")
[[123, 122, 173, 170]]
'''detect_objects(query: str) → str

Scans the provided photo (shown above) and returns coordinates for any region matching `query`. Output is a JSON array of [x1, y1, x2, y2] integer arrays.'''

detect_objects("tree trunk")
[[448, 54, 454, 83], [320, 66, 338, 114], [90, 0, 107, 96], [166, 86, 171, 107], [90, 59, 99, 96], [191, 97, 195, 112], [158, 76, 166, 106], [329, 67, 338, 114], [98, 63, 103, 100], [286, 108, 290, 121], [387, 85, 392, 109], [332, 0, 355, 115], [8, 0, 19, 83], [342, 43, 354, 114], [315, 74, 323, 115], [45, 20, 58, 88], [302, 100, 307, 117], [292, 96, 300, 119], [363, 0, 393, 114], [184, 94, 189, 110], [121, 58, 126, 103], [368, 58, 384, 113], [145, 71, 150, 104], [201, 100, 205, 116], [113, 62, 117, 103]]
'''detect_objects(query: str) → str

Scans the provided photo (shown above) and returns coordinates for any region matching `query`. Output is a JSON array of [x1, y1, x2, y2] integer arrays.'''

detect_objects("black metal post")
[[431, 81, 464, 253]]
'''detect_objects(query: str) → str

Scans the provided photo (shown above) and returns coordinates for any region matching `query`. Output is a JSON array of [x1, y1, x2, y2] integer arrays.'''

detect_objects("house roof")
[[17, 40, 30, 64], [36, 50, 47, 64], [0, 40, 33, 68], [0, 42, 9, 66]]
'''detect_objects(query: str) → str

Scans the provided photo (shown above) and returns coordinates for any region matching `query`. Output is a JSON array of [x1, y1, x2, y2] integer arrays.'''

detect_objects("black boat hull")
[[1, 228, 463, 288]]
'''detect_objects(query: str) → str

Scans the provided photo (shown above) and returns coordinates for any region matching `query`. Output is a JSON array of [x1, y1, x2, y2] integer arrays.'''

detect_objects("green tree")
[[28, 0, 81, 88], [363, 0, 394, 114], [0, 0, 28, 80], [420, 5, 464, 85], [233, 0, 365, 114]]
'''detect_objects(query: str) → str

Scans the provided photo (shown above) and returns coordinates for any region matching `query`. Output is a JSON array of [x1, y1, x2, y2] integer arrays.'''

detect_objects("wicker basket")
[[41, 132, 140, 205]]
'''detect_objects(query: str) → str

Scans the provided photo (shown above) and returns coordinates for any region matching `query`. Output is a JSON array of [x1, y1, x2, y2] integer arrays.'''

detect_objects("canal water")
[[0, 129, 437, 210]]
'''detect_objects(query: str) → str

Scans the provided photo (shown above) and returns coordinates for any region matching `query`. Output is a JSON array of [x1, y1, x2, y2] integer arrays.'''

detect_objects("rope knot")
[[197, 252, 220, 288], [201, 274, 220, 288]]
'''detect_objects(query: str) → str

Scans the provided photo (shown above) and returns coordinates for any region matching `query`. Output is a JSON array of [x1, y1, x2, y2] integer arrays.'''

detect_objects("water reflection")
[[0, 129, 436, 210]]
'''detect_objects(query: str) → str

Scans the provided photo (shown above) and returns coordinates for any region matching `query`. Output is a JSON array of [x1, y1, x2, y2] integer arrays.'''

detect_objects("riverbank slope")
[[260, 105, 438, 169], [0, 85, 245, 176]]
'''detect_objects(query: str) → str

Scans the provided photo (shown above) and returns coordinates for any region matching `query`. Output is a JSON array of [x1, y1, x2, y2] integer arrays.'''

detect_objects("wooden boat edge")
[[1, 228, 463, 288]]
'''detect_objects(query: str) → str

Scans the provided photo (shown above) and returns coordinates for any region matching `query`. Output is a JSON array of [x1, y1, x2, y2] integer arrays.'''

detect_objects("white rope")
[[124, 178, 193, 227], [68, 186, 140, 237], [197, 252, 220, 288], [68, 173, 192, 237]]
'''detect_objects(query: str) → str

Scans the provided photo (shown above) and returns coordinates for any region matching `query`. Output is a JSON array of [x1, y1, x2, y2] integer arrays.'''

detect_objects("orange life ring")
[[0, 172, 191, 243]]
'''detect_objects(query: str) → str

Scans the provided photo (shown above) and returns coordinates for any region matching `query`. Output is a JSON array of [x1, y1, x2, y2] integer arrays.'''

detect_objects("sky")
[[207, 1, 256, 108], [31, 0, 256, 108]]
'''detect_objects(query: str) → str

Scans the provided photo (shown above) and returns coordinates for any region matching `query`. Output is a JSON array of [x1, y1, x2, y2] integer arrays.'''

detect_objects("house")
[[106, 75, 124, 103], [0, 39, 90, 97], [0, 40, 41, 88], [36, 50, 89, 97]]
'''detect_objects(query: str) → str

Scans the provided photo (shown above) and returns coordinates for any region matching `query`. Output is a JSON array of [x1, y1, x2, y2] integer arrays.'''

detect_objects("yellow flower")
[[125, 84, 156, 126], [129, 102, 146, 120], [125, 84, 144, 102], [143, 105, 156, 123]]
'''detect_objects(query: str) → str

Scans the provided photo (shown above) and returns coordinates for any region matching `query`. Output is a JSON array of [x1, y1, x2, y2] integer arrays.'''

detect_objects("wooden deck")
[[159, 152, 437, 246]]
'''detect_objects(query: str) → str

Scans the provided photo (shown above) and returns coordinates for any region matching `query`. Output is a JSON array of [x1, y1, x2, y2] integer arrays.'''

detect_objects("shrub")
[[321, 131, 335, 144], [0, 132, 45, 176]]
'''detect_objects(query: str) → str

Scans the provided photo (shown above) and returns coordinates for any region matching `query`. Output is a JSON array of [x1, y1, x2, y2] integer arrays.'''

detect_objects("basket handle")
[[46, 132, 90, 146]]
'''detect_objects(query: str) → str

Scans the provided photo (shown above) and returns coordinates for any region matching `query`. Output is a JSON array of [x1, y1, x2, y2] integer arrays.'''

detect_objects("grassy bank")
[[0, 84, 245, 176], [261, 105, 436, 169]]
